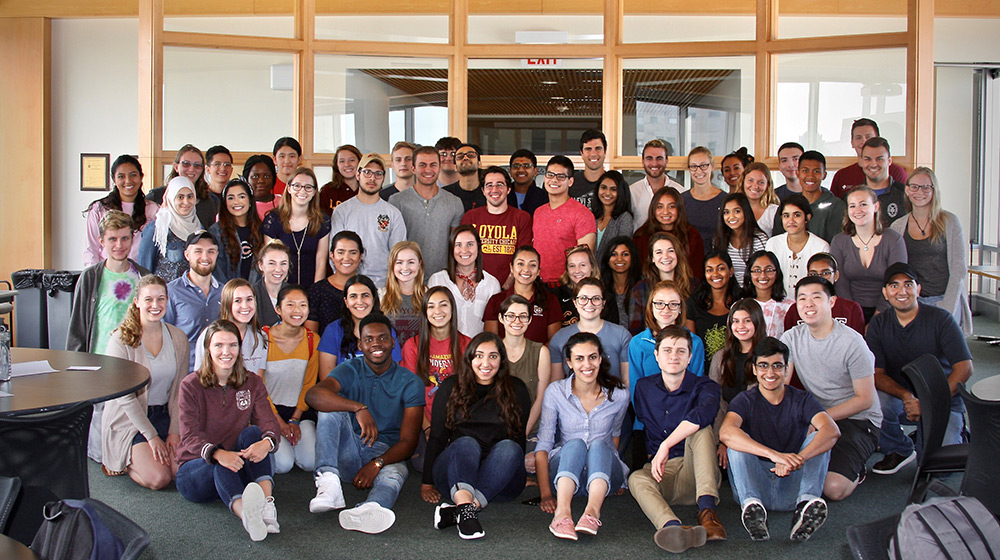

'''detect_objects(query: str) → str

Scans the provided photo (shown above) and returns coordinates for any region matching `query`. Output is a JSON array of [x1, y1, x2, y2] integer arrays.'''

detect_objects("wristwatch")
[[373, 457, 385, 469]]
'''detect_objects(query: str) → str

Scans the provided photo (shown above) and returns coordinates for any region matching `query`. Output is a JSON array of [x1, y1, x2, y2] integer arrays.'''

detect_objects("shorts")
[[828, 418, 879, 481], [131, 405, 171, 446]]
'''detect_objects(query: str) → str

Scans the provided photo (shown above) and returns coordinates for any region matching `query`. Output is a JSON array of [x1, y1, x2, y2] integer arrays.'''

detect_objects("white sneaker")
[[240, 482, 267, 542], [339, 502, 396, 534], [263, 497, 280, 534], [309, 471, 345, 513]]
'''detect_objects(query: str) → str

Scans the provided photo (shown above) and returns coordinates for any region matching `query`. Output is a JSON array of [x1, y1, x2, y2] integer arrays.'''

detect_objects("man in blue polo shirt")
[[164, 230, 222, 372], [629, 325, 724, 553], [867, 262, 973, 475], [306, 314, 424, 534]]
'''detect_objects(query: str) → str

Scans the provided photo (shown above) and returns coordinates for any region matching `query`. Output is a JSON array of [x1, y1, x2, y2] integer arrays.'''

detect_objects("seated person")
[[720, 337, 840, 542], [306, 314, 424, 534], [781, 276, 881, 501], [783, 253, 865, 335], [866, 263, 972, 475], [629, 326, 724, 553]]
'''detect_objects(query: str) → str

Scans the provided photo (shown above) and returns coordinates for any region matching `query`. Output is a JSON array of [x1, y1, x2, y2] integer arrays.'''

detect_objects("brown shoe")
[[654, 525, 707, 553], [698, 509, 727, 541]]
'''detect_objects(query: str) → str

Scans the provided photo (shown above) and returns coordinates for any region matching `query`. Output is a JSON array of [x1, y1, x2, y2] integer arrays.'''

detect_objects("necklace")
[[291, 228, 307, 283], [857, 231, 878, 252], [911, 215, 930, 237]]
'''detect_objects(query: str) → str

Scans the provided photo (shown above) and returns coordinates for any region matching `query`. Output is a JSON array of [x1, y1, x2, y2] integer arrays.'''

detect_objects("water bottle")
[[0, 320, 10, 382]]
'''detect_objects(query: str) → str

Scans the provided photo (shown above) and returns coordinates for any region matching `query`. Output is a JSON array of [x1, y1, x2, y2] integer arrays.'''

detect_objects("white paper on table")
[[67, 365, 101, 371], [10, 360, 58, 377], [0, 390, 12, 397]]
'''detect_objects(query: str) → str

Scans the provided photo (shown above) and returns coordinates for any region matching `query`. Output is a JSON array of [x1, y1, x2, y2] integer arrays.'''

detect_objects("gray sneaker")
[[741, 501, 769, 541], [790, 497, 828, 542]]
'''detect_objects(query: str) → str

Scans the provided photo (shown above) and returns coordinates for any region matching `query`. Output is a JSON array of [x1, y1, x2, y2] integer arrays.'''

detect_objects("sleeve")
[[843, 331, 876, 380], [890, 164, 909, 185], [707, 351, 723, 385], [685, 379, 721, 429], [628, 284, 646, 334], [66, 270, 92, 352], [163, 285, 178, 327], [520, 213, 533, 249], [784, 305, 799, 331], [297, 331, 321, 412], [627, 336, 643, 405], [615, 326, 631, 367], [106, 339, 160, 442], [208, 223, 232, 283], [403, 372, 427, 408], [389, 206, 407, 248], [391, 328, 403, 363], [574, 205, 598, 237], [483, 293, 501, 324], [193, 330, 206, 371], [632, 377, 652, 429], [422, 378, 454, 485], [886, 229, 908, 267], [936, 311, 973, 364], [331, 361, 355, 395], [330, 206, 345, 236], [610, 388, 629, 438], [178, 378, 216, 464], [459, 210, 474, 227], [543, 292, 562, 331], [845, 300, 866, 335], [167, 326, 191, 435], [426, 271, 446, 289], [534, 383, 559, 454], [450, 201, 463, 228], [800, 391, 826, 424], [317, 322, 343, 357], [83, 204, 104, 268], [306, 283, 322, 323], [250, 376, 281, 449], [829, 235, 853, 302], [401, 337, 418, 374], [137, 223, 156, 272], [688, 331, 706, 377], [943, 214, 969, 330], [548, 332, 564, 365], [727, 391, 750, 422]]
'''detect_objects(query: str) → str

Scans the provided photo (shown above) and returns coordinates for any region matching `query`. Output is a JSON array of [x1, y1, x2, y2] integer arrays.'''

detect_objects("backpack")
[[31, 499, 125, 560], [889, 496, 1000, 560]]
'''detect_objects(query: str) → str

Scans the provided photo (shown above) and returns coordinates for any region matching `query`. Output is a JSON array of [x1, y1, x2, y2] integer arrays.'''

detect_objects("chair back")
[[959, 384, 1000, 518], [901, 354, 951, 465], [0, 476, 21, 534]]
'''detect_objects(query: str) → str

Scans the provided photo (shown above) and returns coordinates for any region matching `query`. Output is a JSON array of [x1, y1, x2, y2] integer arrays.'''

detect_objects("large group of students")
[[65, 119, 974, 551]]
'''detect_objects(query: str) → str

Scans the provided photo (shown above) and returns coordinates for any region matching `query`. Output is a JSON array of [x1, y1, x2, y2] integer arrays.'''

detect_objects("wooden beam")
[[295, 0, 315, 156], [138, 0, 164, 188], [602, 0, 620, 156], [755, 0, 774, 157], [449, 0, 468, 139], [908, 0, 935, 166], [162, 30, 304, 51]]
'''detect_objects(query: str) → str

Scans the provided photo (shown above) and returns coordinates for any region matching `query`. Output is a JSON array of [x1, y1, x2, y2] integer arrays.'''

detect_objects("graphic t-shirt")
[[401, 334, 471, 421], [460, 206, 533, 283], [93, 267, 142, 355]]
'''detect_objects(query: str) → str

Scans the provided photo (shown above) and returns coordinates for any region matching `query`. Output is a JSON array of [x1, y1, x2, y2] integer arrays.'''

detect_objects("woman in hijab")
[[139, 176, 204, 282]]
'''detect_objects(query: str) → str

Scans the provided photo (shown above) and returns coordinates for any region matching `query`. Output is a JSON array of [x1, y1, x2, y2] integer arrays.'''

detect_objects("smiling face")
[[100, 226, 134, 263], [471, 340, 502, 385], [113, 162, 143, 202], [425, 291, 453, 329], [651, 239, 677, 277], [287, 172, 317, 206], [749, 256, 777, 293], [742, 170, 769, 202], [453, 231, 478, 269], [510, 250, 540, 286], [722, 157, 745, 189], [861, 145, 891, 183], [580, 139, 606, 171], [797, 159, 826, 194], [225, 184, 251, 219], [655, 336, 691, 376], [209, 330, 241, 373], [510, 157, 537, 187], [687, 152, 714, 187], [274, 146, 300, 180], [359, 321, 394, 368], [846, 190, 878, 228], [543, 163, 573, 196], [230, 286, 257, 326], [455, 146, 480, 176], [777, 147, 802, 181], [414, 153, 440, 188], [598, 178, 618, 209], [730, 309, 756, 343], [393, 248, 420, 285], [905, 172, 935, 210], [608, 244, 631, 276], [654, 194, 679, 228], [566, 340, 602, 382], [482, 172, 510, 208], [795, 283, 835, 327], [248, 162, 275, 200], [174, 150, 204, 182], [753, 353, 788, 391], [277, 288, 309, 327], [574, 283, 605, 320], [780, 204, 808, 235], [136, 283, 167, 324], [722, 200, 745, 232], [704, 256, 733, 291], [259, 248, 289, 287], [500, 301, 531, 337], [207, 153, 234, 185], [173, 187, 196, 216], [331, 238, 361, 277], [337, 149, 359, 180], [643, 146, 667, 179], [651, 287, 682, 328], [345, 283, 374, 321], [184, 238, 218, 276], [566, 252, 593, 285], [883, 273, 920, 313]]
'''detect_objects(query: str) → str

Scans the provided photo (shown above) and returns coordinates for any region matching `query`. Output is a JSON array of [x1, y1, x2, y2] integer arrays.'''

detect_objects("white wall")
[[51, 19, 138, 271]]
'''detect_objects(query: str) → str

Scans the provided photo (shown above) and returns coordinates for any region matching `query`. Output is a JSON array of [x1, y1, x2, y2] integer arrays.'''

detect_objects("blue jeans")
[[315, 411, 407, 509], [878, 391, 965, 457], [432, 436, 525, 508], [176, 426, 274, 509], [549, 438, 625, 496], [726, 432, 829, 511]]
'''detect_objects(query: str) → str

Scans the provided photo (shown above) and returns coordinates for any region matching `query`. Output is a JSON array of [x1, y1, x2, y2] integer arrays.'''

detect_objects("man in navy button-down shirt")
[[629, 326, 724, 553], [164, 230, 223, 372]]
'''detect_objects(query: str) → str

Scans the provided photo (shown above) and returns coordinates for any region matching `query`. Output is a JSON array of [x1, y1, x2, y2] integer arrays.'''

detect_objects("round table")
[[971, 375, 1000, 401], [1, 348, 149, 417]]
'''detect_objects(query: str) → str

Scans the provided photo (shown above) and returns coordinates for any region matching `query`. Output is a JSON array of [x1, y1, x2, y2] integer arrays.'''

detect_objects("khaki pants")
[[628, 426, 720, 528]]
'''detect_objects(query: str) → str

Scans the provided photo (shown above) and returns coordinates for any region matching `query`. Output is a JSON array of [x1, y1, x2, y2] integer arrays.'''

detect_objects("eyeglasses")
[[455, 152, 478, 160], [288, 182, 316, 193], [651, 301, 682, 311], [575, 295, 604, 305], [687, 163, 711, 171], [545, 171, 570, 181], [906, 183, 933, 193], [209, 162, 232, 169], [750, 266, 777, 275], [359, 169, 385, 179], [438, 151, 456, 158], [483, 182, 508, 190], [808, 270, 835, 279], [510, 163, 534, 170], [502, 312, 531, 323], [754, 362, 786, 372], [179, 160, 204, 169]]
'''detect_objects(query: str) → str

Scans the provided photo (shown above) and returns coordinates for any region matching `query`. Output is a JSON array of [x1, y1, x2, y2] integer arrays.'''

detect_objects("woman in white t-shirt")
[[194, 278, 267, 376], [428, 225, 501, 338]]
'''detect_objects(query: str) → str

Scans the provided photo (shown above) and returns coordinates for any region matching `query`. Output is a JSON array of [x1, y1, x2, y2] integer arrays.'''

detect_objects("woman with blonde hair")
[[380, 240, 426, 346], [194, 278, 268, 376], [735, 161, 780, 235], [681, 146, 726, 249], [552, 245, 600, 328], [253, 240, 291, 327], [261, 166, 332, 287]]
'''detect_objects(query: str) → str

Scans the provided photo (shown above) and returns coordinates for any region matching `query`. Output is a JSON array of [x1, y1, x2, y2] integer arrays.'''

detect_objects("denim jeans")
[[273, 419, 317, 474], [878, 391, 965, 457], [431, 436, 525, 508], [726, 432, 829, 511], [315, 411, 407, 509], [549, 438, 625, 496], [176, 426, 275, 509]]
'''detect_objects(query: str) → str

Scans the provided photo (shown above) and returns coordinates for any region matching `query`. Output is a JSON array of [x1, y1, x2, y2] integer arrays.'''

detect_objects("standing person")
[[831, 118, 908, 198], [628, 232, 694, 334], [389, 146, 464, 276], [193, 279, 268, 377], [138, 176, 202, 282], [307, 315, 425, 534], [548, 278, 631, 386], [460, 165, 533, 285], [772, 151, 846, 243], [711, 193, 768, 288], [681, 147, 727, 250], [243, 155, 279, 219], [720, 337, 840, 542], [263, 285, 320, 475], [103, 275, 189, 489], [319, 144, 362, 216], [781, 276, 881, 501], [164, 230, 223, 372], [551, 245, 600, 328], [533, 155, 598, 283], [630, 138, 687, 233], [483, 245, 561, 344], [428, 225, 502, 338], [209, 178, 264, 282], [83, 154, 158, 267], [317, 275, 402, 376], [147, 145, 218, 228], [508, 149, 549, 215], [254, 241, 290, 328], [736, 162, 780, 235], [379, 141, 416, 201], [889, 167, 972, 333], [272, 137, 302, 196], [686, 251, 742, 365], [743, 251, 795, 338], [856, 137, 907, 227], [443, 143, 486, 212], [570, 129, 607, 210], [766, 194, 830, 296], [774, 142, 804, 201], [176, 320, 281, 541], [436, 137, 463, 188], [592, 170, 634, 262], [600, 236, 641, 329], [204, 145, 234, 197], [633, 187, 704, 277], [330, 153, 407, 287], [421, 332, 532, 540], [783, 253, 866, 335], [305, 231, 363, 337], [630, 326, 725, 553], [498, 294, 551, 435], [379, 241, 426, 347], [721, 147, 753, 192], [261, 167, 332, 288], [536, 332, 629, 541], [830, 185, 908, 323]]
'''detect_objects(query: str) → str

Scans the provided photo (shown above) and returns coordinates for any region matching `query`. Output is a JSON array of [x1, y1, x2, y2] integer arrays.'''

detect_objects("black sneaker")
[[434, 503, 457, 530], [871, 451, 917, 475], [790, 497, 828, 542], [741, 501, 769, 541], [456, 503, 485, 540]]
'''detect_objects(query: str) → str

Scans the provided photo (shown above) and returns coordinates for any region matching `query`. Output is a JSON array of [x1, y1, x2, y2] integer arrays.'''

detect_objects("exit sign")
[[522, 58, 561, 67]]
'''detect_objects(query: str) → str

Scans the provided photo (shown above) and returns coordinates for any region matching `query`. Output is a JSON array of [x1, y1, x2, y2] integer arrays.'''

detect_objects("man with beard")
[[165, 230, 223, 371], [507, 149, 548, 215], [629, 139, 686, 232], [460, 166, 533, 284], [443, 143, 486, 212], [855, 137, 907, 227]]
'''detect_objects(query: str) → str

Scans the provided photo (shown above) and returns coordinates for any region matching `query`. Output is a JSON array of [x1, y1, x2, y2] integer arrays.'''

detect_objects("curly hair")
[[116, 275, 167, 348], [445, 332, 522, 438]]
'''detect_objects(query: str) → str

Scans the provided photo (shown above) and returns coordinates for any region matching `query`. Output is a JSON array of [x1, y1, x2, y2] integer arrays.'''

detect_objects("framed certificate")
[[81, 153, 110, 191]]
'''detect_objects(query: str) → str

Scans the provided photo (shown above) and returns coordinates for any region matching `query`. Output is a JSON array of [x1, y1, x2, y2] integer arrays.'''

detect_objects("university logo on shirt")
[[377, 214, 390, 232], [236, 389, 251, 411]]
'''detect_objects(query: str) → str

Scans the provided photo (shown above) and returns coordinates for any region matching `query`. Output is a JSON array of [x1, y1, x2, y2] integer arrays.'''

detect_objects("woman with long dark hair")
[[712, 192, 768, 287], [599, 236, 641, 329], [483, 245, 561, 344], [741, 250, 794, 338], [420, 332, 532, 539], [628, 232, 693, 334], [765, 194, 830, 296], [317, 274, 400, 376], [592, 170, 634, 262], [721, 147, 753, 192], [84, 154, 159, 267], [633, 187, 704, 278], [686, 250, 742, 365], [319, 144, 363, 216], [209, 178, 264, 282], [428, 225, 501, 337], [243, 154, 279, 219], [498, 294, 551, 435]]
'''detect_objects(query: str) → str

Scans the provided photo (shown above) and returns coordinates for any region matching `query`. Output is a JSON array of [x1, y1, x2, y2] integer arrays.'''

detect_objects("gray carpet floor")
[[87, 315, 1000, 560]]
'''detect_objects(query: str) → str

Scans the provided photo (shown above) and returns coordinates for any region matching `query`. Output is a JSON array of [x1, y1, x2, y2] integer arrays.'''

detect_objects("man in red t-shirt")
[[533, 155, 597, 283], [460, 166, 532, 286], [784, 253, 865, 335], [830, 118, 907, 198]]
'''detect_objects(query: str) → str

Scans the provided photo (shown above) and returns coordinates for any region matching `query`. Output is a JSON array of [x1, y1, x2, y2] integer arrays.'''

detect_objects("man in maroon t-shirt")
[[784, 253, 865, 335], [830, 118, 907, 198], [460, 166, 532, 285]]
